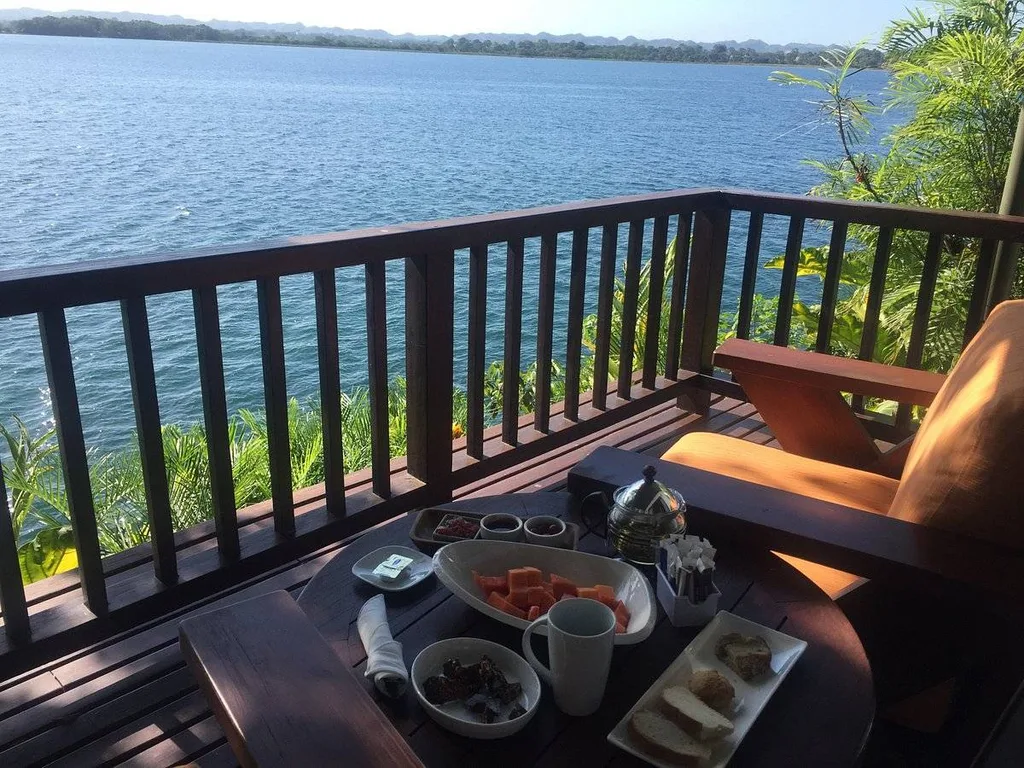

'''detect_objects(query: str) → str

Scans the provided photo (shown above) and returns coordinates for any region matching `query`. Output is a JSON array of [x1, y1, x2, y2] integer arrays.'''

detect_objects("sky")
[[4, 0, 932, 44]]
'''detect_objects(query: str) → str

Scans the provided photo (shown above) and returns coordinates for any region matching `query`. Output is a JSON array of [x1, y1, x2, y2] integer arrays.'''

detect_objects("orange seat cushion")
[[662, 431, 899, 515], [661, 431, 899, 599], [890, 300, 1024, 547]]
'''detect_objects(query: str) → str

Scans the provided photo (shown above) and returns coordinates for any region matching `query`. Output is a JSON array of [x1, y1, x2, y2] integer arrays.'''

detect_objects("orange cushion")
[[890, 300, 1024, 547], [661, 431, 899, 599], [662, 431, 899, 515]]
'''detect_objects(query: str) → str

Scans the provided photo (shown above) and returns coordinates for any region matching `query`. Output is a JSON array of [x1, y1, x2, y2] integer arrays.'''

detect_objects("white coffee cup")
[[521, 598, 616, 716]]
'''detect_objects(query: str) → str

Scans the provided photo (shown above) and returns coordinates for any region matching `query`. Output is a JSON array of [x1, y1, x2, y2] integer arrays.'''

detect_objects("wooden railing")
[[1, 188, 1022, 664]]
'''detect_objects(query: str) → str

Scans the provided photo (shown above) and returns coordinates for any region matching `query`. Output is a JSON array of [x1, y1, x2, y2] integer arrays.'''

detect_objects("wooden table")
[[297, 493, 874, 767]]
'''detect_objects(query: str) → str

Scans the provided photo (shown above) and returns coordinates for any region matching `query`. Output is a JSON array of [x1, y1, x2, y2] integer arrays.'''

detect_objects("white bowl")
[[432, 540, 656, 645], [410, 637, 541, 739]]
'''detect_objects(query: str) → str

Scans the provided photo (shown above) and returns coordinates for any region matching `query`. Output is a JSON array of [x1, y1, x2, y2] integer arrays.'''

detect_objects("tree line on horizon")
[[0, 15, 887, 67]]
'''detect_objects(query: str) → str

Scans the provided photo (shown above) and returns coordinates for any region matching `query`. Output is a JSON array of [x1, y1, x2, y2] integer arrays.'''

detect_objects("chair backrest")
[[889, 300, 1024, 549]]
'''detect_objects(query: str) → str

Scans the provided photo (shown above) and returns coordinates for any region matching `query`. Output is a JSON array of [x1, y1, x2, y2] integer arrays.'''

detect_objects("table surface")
[[297, 493, 875, 768]]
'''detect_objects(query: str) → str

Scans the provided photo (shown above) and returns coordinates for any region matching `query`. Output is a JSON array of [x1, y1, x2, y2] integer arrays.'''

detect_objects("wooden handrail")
[[721, 188, 1024, 241], [0, 189, 721, 318]]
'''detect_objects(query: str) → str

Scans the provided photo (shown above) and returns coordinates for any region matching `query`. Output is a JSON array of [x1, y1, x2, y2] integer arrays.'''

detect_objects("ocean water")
[[0, 34, 899, 451]]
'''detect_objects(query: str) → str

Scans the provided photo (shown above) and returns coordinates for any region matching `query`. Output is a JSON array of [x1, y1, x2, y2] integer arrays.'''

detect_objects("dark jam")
[[527, 521, 562, 536]]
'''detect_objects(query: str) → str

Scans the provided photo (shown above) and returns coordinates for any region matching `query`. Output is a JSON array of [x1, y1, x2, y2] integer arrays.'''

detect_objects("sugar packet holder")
[[656, 535, 720, 628]]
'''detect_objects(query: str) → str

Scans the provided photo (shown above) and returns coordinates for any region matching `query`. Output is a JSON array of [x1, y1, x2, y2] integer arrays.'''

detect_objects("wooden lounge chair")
[[179, 590, 423, 768], [661, 299, 1024, 599]]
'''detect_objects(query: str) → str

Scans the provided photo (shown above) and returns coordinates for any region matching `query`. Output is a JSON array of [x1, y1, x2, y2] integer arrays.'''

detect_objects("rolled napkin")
[[357, 594, 409, 698]]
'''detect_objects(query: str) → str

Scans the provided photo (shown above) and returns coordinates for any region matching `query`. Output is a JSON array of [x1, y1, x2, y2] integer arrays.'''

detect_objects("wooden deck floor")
[[0, 395, 771, 768]]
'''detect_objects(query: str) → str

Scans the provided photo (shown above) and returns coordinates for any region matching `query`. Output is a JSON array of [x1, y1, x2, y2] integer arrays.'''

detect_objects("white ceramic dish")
[[410, 637, 541, 739], [432, 540, 656, 645], [352, 545, 433, 592], [607, 611, 808, 768]]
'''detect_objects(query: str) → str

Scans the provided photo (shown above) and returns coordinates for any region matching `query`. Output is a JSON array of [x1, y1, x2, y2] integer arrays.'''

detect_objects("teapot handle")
[[578, 490, 611, 536]]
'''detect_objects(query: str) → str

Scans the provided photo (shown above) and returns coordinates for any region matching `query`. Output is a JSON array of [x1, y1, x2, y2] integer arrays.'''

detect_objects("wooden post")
[[678, 206, 731, 413], [989, 108, 1024, 308], [314, 269, 346, 516], [122, 296, 178, 585], [406, 252, 455, 503], [0, 459, 30, 645], [193, 287, 240, 563], [257, 277, 294, 537], [38, 308, 109, 615]]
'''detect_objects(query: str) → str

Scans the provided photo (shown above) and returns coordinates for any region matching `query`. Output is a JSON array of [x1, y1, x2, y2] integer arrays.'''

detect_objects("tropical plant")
[[765, 0, 1024, 374]]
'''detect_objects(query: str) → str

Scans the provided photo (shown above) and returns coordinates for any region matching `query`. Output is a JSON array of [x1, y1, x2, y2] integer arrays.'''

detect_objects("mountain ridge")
[[0, 7, 833, 51]]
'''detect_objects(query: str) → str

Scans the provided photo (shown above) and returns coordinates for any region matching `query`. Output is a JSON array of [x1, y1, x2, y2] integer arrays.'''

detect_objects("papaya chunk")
[[551, 574, 578, 600], [614, 600, 631, 628], [614, 622, 627, 634], [527, 605, 541, 621], [577, 587, 600, 601], [507, 588, 530, 609], [595, 584, 617, 607], [486, 591, 527, 620], [507, 568, 532, 591], [522, 567, 543, 587]]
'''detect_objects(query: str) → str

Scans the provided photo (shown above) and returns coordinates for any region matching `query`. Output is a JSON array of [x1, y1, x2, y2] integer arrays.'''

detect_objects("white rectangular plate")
[[608, 611, 807, 767]]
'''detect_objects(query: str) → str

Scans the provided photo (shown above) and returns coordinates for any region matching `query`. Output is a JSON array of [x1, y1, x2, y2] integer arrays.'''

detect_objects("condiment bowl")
[[523, 515, 567, 545], [479, 513, 523, 542], [411, 637, 541, 739]]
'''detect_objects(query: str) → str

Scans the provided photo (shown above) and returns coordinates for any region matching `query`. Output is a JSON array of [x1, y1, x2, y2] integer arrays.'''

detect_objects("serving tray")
[[409, 506, 578, 553], [608, 611, 807, 767]]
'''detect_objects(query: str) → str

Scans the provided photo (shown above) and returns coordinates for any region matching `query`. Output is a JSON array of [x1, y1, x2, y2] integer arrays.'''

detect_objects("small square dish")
[[352, 545, 434, 592], [607, 611, 807, 767]]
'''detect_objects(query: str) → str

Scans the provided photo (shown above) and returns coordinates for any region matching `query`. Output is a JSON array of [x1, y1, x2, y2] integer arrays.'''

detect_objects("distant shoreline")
[[1, 15, 887, 69]]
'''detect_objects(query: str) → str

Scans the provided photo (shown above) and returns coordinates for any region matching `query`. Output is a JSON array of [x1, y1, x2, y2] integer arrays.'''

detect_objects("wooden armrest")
[[569, 447, 1024, 602], [179, 590, 423, 768], [715, 338, 946, 407]]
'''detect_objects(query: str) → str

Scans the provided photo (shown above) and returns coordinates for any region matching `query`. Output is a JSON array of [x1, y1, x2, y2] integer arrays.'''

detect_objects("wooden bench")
[[179, 590, 423, 768]]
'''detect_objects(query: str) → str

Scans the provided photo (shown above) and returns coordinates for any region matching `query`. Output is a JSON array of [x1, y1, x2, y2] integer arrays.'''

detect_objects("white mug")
[[521, 598, 616, 716]]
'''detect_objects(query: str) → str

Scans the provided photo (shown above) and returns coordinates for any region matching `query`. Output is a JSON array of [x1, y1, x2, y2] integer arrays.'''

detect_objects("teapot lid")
[[613, 465, 684, 517]]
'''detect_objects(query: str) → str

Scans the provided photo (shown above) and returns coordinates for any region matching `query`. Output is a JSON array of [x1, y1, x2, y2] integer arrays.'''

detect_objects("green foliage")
[[767, 0, 1024, 375]]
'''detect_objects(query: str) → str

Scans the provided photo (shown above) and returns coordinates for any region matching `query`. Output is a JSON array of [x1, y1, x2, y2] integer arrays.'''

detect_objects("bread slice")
[[714, 632, 772, 680], [628, 710, 711, 767], [660, 685, 735, 742]]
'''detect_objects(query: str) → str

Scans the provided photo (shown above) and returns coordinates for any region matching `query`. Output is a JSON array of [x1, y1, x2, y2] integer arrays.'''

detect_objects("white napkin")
[[357, 594, 408, 698]]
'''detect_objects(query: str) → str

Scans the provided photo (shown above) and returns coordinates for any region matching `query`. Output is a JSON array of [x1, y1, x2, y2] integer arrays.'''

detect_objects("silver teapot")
[[586, 465, 686, 565]]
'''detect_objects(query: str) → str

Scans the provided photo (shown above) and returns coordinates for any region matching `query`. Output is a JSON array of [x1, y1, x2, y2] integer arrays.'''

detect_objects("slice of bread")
[[628, 710, 712, 767], [660, 685, 735, 742]]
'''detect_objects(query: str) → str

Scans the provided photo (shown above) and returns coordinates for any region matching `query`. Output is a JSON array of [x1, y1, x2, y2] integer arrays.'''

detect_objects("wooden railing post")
[[314, 269, 346, 516], [122, 296, 178, 585], [406, 252, 455, 503], [38, 308, 109, 616], [0, 459, 30, 645], [679, 205, 731, 413]]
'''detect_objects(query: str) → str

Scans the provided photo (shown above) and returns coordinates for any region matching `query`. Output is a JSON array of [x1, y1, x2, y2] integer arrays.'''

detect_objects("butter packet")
[[372, 554, 414, 582]]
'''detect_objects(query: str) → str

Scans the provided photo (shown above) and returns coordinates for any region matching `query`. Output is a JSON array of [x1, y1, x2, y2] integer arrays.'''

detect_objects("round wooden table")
[[298, 493, 874, 767]]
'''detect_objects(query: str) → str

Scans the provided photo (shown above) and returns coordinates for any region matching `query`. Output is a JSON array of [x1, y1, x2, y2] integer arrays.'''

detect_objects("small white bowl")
[[523, 515, 567, 545], [411, 637, 541, 739], [479, 513, 523, 542]]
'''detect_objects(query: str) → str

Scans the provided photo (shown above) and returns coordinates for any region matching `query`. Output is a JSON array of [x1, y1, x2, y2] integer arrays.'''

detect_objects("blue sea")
[[0, 34, 899, 451]]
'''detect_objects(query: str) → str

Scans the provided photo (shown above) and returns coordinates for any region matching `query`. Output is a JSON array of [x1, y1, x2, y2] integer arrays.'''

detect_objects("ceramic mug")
[[521, 598, 616, 716]]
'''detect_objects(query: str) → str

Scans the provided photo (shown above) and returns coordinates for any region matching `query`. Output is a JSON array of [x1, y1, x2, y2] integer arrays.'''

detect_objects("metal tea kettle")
[[587, 465, 686, 565]]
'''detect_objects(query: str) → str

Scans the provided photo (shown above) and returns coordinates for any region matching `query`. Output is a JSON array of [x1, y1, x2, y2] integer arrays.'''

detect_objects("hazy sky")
[[6, 0, 932, 43]]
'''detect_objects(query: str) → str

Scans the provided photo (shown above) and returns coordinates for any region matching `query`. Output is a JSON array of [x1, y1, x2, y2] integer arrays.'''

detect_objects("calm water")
[[1, 35, 898, 450]]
